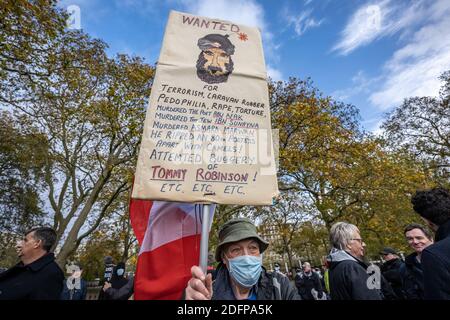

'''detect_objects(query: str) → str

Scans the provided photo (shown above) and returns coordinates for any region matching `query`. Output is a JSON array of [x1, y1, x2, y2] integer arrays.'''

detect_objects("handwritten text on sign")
[[132, 11, 278, 205]]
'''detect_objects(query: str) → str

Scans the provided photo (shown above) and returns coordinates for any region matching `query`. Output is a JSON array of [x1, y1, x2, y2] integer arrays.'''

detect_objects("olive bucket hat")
[[215, 218, 269, 262]]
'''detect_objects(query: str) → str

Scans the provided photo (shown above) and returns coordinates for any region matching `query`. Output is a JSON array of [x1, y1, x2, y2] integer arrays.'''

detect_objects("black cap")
[[198, 34, 235, 55], [379, 247, 398, 255], [104, 256, 113, 264]]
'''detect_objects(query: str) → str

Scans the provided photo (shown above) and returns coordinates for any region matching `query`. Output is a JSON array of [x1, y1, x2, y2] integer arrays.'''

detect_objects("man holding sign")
[[184, 218, 300, 300]]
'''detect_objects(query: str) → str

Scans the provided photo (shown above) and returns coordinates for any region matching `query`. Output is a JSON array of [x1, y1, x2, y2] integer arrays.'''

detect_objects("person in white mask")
[[184, 218, 300, 300], [102, 262, 134, 300]]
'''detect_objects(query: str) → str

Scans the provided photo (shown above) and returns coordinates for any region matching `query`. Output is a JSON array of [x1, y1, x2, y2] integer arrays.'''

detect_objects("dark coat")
[[211, 263, 300, 300], [0, 253, 64, 300], [421, 220, 450, 300], [104, 277, 134, 300], [328, 249, 383, 300], [110, 272, 128, 289], [401, 252, 424, 300], [295, 271, 323, 300], [98, 264, 129, 300], [380, 258, 405, 299]]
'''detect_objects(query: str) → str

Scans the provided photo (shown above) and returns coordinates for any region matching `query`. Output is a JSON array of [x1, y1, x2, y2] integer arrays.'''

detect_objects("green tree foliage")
[[71, 198, 138, 281], [255, 190, 311, 270], [0, 111, 49, 265], [1, 0, 154, 267], [1, 1, 445, 270], [74, 229, 125, 281], [0, 0, 67, 105], [211, 78, 432, 266], [264, 78, 430, 261], [0, 112, 47, 233], [290, 220, 329, 267], [382, 71, 450, 187]]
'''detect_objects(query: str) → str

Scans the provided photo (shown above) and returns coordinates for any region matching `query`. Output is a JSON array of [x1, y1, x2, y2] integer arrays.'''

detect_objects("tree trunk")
[[55, 169, 111, 267]]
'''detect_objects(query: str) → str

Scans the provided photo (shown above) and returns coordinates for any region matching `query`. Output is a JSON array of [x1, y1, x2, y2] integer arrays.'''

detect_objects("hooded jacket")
[[327, 249, 383, 300]]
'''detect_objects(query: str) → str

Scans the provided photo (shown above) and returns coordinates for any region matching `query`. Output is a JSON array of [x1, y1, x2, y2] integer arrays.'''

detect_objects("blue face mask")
[[227, 255, 262, 288], [117, 269, 124, 276]]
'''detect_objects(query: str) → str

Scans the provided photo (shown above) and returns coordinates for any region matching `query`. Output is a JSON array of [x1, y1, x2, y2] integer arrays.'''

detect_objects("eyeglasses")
[[351, 238, 364, 244]]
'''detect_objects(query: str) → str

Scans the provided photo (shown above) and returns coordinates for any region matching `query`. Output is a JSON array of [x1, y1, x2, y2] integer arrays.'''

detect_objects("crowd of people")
[[0, 187, 449, 300], [185, 187, 450, 300]]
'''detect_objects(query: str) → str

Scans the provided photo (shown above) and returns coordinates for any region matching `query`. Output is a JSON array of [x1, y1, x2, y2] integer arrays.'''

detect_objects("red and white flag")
[[130, 199, 215, 300]]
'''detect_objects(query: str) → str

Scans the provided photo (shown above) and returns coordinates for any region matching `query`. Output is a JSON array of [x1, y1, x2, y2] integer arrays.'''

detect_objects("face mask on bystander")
[[227, 255, 262, 288]]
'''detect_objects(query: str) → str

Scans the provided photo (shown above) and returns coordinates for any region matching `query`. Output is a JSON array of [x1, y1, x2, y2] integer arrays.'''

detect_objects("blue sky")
[[58, 0, 450, 133]]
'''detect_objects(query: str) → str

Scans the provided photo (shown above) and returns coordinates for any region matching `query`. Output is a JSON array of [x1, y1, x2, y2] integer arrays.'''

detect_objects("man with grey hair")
[[327, 222, 383, 300]]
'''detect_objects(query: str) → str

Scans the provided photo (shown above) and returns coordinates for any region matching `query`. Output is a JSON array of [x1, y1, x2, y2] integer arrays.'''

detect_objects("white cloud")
[[267, 65, 283, 81], [332, 0, 425, 55], [182, 0, 265, 29], [287, 10, 323, 37], [331, 70, 380, 101], [359, 116, 385, 135], [331, 0, 450, 111], [370, 119, 385, 136], [57, 0, 109, 26], [182, 0, 281, 65], [58, 0, 92, 8], [113, 0, 156, 11], [370, 2, 450, 110]]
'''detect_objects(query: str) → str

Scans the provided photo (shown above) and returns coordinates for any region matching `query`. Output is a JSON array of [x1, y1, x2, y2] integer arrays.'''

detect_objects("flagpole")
[[199, 203, 212, 274]]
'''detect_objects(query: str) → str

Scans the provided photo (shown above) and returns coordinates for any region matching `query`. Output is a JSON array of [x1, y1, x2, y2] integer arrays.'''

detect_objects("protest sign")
[[132, 11, 278, 205]]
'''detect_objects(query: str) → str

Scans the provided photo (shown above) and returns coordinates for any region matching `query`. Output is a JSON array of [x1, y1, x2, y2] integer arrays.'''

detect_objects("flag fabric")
[[129, 199, 215, 300]]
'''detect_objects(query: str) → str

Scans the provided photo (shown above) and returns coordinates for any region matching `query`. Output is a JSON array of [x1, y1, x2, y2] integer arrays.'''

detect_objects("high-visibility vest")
[[324, 269, 330, 294]]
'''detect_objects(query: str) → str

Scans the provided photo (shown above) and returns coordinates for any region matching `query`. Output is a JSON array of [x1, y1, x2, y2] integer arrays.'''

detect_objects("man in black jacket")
[[401, 223, 434, 299], [411, 187, 450, 300], [0, 227, 64, 300], [295, 262, 324, 300], [327, 222, 383, 300], [380, 247, 405, 299]]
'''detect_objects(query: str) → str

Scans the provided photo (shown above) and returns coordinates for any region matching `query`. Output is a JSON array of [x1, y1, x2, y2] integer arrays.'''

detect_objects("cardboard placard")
[[132, 11, 278, 205]]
